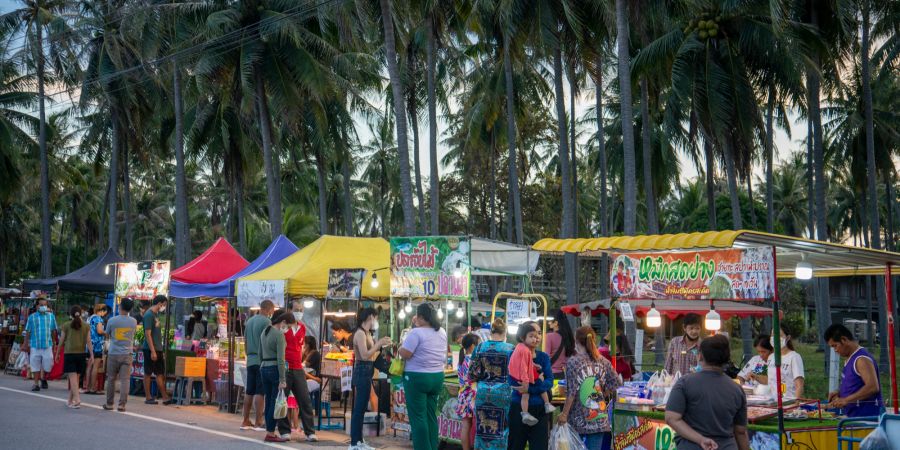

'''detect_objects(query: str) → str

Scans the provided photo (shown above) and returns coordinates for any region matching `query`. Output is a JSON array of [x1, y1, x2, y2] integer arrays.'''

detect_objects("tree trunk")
[[173, 67, 190, 266], [639, 77, 658, 234], [594, 54, 609, 301], [554, 45, 573, 239], [765, 84, 775, 233], [490, 137, 497, 240], [862, 0, 881, 251], [315, 148, 328, 234], [254, 69, 282, 238], [747, 175, 757, 229], [426, 17, 439, 236], [569, 63, 579, 236], [503, 36, 524, 244], [806, 117, 814, 238], [616, 0, 637, 235], [410, 106, 426, 233], [887, 178, 895, 252], [724, 140, 743, 229], [341, 144, 354, 236], [36, 23, 52, 277], [379, 0, 415, 235], [236, 169, 247, 255], [123, 139, 133, 259], [108, 118, 120, 252], [704, 139, 717, 230]]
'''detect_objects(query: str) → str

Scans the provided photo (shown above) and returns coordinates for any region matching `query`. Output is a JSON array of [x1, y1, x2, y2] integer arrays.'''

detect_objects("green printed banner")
[[609, 248, 774, 301], [390, 236, 470, 299]]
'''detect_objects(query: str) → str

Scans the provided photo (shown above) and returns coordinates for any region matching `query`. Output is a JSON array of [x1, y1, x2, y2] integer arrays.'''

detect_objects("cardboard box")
[[175, 356, 206, 377]]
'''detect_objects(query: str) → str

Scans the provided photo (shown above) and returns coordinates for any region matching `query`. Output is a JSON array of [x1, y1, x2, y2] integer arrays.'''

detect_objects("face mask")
[[770, 337, 787, 349], [293, 311, 303, 321], [38, 306, 48, 313], [371, 321, 380, 331], [159, 306, 166, 313]]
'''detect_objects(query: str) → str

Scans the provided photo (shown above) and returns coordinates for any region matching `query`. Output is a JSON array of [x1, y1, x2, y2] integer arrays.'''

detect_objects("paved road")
[[0, 375, 412, 450]]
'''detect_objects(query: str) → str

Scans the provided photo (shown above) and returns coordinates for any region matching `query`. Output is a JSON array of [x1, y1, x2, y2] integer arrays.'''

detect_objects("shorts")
[[142, 349, 166, 376], [64, 353, 88, 376], [29, 347, 54, 373], [245, 364, 263, 396]]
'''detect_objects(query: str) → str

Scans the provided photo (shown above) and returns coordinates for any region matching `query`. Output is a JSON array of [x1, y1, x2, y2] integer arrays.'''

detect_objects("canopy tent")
[[560, 299, 770, 320], [169, 238, 249, 298], [169, 235, 298, 298], [238, 235, 391, 298], [533, 230, 900, 277], [470, 237, 540, 276], [23, 248, 123, 293]]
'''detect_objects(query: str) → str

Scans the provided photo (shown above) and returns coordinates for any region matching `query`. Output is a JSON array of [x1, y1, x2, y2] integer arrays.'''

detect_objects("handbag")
[[374, 351, 390, 374], [389, 357, 405, 377]]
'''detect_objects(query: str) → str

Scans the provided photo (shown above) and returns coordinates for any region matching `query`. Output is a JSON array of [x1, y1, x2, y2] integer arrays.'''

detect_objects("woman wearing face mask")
[[398, 303, 448, 450], [757, 325, 805, 400], [736, 335, 773, 385], [259, 312, 295, 443], [558, 326, 620, 450], [349, 308, 391, 450]]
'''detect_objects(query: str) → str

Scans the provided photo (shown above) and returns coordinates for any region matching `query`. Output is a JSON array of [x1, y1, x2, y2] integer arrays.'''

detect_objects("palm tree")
[[379, 0, 416, 235], [615, 0, 637, 234], [0, 48, 36, 202]]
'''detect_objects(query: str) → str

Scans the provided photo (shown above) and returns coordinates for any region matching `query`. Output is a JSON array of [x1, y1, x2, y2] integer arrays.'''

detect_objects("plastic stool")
[[174, 376, 207, 405], [318, 400, 343, 430]]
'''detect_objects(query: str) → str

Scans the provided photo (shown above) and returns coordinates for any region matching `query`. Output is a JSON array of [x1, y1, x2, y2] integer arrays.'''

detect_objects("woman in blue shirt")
[[508, 321, 553, 450]]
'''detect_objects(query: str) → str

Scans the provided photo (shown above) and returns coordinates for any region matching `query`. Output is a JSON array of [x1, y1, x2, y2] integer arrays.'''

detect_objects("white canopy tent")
[[470, 237, 540, 276]]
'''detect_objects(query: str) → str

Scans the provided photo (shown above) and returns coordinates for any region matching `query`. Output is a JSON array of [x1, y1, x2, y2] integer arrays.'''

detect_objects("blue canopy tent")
[[169, 235, 299, 298]]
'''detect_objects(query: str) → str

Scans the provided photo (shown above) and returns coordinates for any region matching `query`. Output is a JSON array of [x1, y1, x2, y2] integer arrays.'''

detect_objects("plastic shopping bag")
[[273, 390, 288, 419], [859, 428, 890, 450], [549, 423, 588, 450]]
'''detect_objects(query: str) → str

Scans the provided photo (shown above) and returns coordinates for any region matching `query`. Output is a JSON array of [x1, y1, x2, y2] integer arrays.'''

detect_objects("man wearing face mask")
[[23, 296, 58, 391], [278, 300, 318, 442], [665, 313, 703, 375], [142, 295, 175, 405]]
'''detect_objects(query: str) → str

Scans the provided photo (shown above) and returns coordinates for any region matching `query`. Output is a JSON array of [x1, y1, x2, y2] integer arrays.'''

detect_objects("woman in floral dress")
[[455, 334, 480, 450], [468, 320, 514, 450]]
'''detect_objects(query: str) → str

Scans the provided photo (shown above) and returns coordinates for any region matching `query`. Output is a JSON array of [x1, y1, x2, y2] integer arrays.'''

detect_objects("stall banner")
[[115, 261, 171, 300], [215, 300, 228, 340], [438, 396, 462, 443], [326, 269, 364, 300], [613, 414, 780, 450], [505, 299, 530, 324], [131, 350, 144, 377], [390, 377, 411, 436], [609, 247, 774, 301], [390, 236, 470, 299], [236, 279, 286, 307], [340, 365, 352, 392]]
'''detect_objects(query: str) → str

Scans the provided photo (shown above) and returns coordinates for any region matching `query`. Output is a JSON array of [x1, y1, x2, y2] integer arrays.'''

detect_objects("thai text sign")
[[609, 248, 774, 301], [236, 279, 286, 307], [115, 261, 170, 300], [390, 236, 470, 299], [326, 269, 364, 300]]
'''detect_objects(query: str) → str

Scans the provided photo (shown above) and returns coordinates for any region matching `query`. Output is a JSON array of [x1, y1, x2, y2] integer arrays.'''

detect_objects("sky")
[[0, 0, 809, 189]]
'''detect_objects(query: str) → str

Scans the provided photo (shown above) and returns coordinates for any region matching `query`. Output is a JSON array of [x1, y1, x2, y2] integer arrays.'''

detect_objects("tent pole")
[[772, 246, 784, 437], [610, 299, 617, 373], [886, 263, 897, 413], [228, 297, 235, 413], [389, 296, 395, 342]]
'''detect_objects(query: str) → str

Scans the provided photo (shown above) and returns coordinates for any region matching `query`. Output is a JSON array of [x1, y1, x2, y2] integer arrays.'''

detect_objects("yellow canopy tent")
[[237, 235, 390, 298]]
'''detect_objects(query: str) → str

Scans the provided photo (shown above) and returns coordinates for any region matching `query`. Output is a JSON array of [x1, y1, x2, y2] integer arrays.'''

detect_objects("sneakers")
[[162, 399, 176, 406], [544, 403, 557, 414], [102, 404, 114, 411], [521, 411, 539, 426], [264, 435, 289, 443], [41, 380, 48, 389], [31, 385, 40, 392], [305, 434, 319, 442], [279, 433, 291, 440], [145, 399, 158, 405], [117, 407, 126, 412]]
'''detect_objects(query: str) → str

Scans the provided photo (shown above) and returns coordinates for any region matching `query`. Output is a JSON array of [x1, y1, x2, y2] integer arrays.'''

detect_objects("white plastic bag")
[[273, 390, 288, 419], [859, 428, 890, 450], [549, 423, 588, 450]]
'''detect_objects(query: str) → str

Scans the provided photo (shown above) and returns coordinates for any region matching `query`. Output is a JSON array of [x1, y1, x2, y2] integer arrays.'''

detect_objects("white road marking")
[[0, 386, 294, 449]]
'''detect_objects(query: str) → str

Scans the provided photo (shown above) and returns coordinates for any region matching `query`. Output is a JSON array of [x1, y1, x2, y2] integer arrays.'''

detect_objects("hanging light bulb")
[[398, 309, 407, 319], [446, 301, 455, 311], [370, 273, 379, 288], [437, 308, 444, 320], [105, 265, 111, 275], [303, 298, 315, 308], [646, 302, 662, 328], [705, 307, 721, 331], [455, 308, 464, 319], [404, 302, 412, 313], [795, 261, 813, 280]]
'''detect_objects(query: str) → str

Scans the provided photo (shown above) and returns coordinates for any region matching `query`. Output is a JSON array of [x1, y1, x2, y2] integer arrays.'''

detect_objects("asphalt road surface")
[[0, 374, 393, 449]]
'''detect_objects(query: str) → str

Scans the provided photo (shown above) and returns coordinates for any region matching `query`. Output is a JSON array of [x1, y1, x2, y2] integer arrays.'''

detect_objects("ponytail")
[[459, 333, 480, 366], [576, 326, 600, 362], [70, 305, 83, 331]]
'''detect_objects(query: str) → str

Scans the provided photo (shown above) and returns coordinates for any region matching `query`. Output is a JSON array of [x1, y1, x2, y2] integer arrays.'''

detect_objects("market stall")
[[532, 230, 900, 450], [23, 247, 123, 294], [387, 236, 540, 444]]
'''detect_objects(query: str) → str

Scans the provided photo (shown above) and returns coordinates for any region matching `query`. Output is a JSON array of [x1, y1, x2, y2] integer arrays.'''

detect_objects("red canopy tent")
[[171, 237, 249, 284], [561, 299, 770, 320]]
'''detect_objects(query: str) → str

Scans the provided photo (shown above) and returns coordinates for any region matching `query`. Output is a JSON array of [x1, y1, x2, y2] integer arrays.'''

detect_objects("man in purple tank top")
[[824, 324, 883, 417]]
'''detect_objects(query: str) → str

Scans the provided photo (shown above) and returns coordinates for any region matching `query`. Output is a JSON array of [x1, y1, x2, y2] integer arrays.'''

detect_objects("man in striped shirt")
[[23, 297, 58, 391], [664, 313, 702, 376]]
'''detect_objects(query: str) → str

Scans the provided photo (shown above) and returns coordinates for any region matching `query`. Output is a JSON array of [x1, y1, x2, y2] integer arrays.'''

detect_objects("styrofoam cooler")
[[344, 412, 388, 437]]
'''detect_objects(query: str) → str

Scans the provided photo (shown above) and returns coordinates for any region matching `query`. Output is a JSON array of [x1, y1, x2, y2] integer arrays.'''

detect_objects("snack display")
[[324, 351, 354, 361], [746, 406, 778, 422]]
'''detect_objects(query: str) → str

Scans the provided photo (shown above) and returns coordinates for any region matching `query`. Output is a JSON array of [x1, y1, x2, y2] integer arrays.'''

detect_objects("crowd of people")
[[16, 296, 887, 450]]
